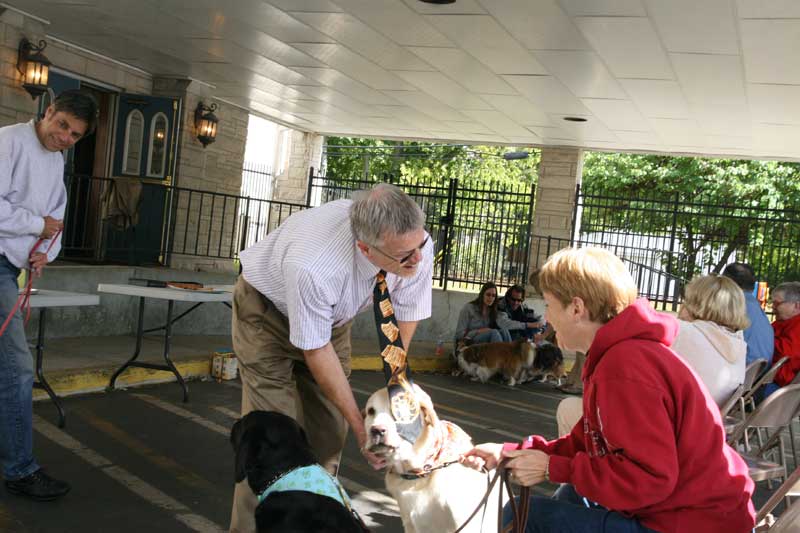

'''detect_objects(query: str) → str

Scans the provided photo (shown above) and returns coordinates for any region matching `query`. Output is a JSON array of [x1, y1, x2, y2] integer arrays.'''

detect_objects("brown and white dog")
[[364, 384, 506, 533], [457, 339, 565, 386]]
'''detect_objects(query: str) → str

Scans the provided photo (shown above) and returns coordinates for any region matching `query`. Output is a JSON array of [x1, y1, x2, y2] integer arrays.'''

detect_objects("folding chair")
[[741, 357, 791, 414], [756, 465, 800, 528], [721, 384, 746, 436], [729, 384, 800, 502]]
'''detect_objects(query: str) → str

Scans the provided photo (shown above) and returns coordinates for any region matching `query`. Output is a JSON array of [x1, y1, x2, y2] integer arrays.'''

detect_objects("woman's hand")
[[460, 442, 503, 471], [502, 449, 550, 487]]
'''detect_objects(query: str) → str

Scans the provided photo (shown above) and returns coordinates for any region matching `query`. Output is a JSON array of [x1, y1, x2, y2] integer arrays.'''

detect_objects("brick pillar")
[[528, 147, 583, 293], [272, 130, 323, 204]]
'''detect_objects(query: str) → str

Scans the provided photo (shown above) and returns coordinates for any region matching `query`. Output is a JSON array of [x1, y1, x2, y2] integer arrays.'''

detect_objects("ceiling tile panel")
[[392, 71, 493, 110], [503, 75, 590, 115], [330, 0, 453, 47], [534, 51, 627, 99], [425, 15, 548, 75], [645, 0, 738, 54], [381, 90, 471, 121], [559, 0, 646, 17], [406, 47, 517, 95], [575, 17, 673, 79], [290, 12, 434, 71], [581, 99, 649, 131], [740, 20, 800, 85], [403, 0, 488, 15], [292, 68, 401, 105], [749, 84, 800, 125], [618, 79, 690, 119], [736, 0, 800, 18], [480, 0, 591, 51], [460, 110, 535, 137], [292, 43, 417, 90], [479, 94, 552, 126], [670, 53, 746, 107]]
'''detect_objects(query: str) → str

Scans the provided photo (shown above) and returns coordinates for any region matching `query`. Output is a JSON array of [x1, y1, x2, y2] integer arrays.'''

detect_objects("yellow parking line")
[[75, 408, 215, 492]]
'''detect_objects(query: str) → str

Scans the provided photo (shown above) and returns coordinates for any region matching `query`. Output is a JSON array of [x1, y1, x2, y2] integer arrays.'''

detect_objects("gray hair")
[[350, 183, 424, 245], [775, 281, 800, 302]]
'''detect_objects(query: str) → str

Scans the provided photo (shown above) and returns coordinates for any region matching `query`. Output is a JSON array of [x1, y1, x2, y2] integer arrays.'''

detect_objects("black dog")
[[231, 411, 369, 533]]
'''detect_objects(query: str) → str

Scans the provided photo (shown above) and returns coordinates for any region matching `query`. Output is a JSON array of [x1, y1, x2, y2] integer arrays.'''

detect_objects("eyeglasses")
[[510, 297, 524, 303], [371, 235, 429, 265], [772, 299, 793, 307]]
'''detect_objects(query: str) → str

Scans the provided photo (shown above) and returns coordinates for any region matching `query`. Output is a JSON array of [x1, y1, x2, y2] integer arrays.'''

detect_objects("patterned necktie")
[[373, 270, 423, 443]]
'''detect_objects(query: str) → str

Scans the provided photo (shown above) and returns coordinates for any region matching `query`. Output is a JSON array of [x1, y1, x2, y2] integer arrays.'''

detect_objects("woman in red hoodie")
[[461, 247, 755, 533]]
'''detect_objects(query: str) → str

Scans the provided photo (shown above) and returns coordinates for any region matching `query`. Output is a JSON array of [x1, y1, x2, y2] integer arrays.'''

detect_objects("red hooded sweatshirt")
[[504, 299, 755, 533], [772, 313, 800, 386]]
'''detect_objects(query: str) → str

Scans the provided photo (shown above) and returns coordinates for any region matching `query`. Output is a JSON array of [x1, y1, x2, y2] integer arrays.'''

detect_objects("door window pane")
[[122, 110, 144, 175], [147, 113, 168, 178]]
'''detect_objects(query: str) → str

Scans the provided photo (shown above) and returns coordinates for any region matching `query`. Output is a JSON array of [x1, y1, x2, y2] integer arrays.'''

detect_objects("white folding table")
[[96, 284, 233, 402], [30, 290, 101, 428]]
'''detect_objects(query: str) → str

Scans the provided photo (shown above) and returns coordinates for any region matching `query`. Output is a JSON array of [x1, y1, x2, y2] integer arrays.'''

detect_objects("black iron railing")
[[60, 174, 307, 266], [307, 171, 536, 291], [574, 184, 800, 293], [530, 234, 687, 310]]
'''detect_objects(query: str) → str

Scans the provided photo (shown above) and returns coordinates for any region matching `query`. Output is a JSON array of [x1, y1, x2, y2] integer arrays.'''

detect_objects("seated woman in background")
[[454, 282, 512, 346], [672, 274, 749, 407]]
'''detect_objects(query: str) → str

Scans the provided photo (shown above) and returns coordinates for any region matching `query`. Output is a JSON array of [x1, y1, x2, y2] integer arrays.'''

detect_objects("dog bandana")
[[373, 270, 423, 443], [257, 464, 353, 509]]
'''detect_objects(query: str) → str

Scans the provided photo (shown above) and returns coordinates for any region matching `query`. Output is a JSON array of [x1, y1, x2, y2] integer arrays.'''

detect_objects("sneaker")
[[5, 469, 70, 501]]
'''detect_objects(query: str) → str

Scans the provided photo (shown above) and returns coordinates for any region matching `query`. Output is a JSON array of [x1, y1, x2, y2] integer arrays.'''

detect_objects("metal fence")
[[529, 234, 687, 311], [307, 171, 536, 291], [573, 183, 800, 306], [59, 174, 308, 266]]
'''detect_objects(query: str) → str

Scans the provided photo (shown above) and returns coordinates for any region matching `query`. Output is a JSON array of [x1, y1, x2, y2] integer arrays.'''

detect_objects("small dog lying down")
[[364, 384, 507, 532], [230, 411, 368, 533], [457, 339, 565, 386]]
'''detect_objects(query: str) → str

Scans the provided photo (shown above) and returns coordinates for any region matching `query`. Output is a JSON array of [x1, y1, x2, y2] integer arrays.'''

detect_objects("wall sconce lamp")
[[17, 38, 51, 100], [194, 102, 219, 148]]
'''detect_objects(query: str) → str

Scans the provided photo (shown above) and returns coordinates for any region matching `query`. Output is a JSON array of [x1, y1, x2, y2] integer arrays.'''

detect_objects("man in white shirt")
[[0, 89, 96, 501], [229, 183, 433, 533]]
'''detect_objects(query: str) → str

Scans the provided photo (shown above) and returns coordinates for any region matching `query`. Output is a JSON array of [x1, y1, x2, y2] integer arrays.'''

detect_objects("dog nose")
[[370, 426, 386, 438]]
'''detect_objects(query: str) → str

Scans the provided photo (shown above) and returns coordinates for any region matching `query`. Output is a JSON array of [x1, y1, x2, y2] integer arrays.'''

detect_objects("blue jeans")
[[503, 484, 658, 533], [0, 256, 39, 480], [472, 328, 512, 344]]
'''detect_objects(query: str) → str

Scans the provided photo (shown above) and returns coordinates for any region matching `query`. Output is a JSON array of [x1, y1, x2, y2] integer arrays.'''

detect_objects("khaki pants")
[[229, 277, 353, 533]]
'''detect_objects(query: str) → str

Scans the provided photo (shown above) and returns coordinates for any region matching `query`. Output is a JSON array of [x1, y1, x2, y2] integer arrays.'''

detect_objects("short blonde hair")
[[682, 275, 750, 331], [538, 247, 638, 323]]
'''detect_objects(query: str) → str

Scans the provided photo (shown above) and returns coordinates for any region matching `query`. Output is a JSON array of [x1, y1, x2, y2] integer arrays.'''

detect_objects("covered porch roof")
[[8, 0, 800, 160]]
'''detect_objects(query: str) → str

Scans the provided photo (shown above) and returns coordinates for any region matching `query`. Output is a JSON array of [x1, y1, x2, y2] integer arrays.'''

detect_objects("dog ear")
[[234, 427, 256, 483], [413, 385, 439, 427]]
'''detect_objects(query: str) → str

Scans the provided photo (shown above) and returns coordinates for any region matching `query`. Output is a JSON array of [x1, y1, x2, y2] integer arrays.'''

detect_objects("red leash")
[[0, 229, 62, 337]]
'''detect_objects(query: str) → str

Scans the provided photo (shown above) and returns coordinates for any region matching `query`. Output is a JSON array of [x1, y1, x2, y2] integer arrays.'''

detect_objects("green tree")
[[581, 152, 800, 283]]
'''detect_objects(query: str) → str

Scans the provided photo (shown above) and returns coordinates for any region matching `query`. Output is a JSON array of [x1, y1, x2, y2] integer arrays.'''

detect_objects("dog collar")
[[257, 464, 352, 510]]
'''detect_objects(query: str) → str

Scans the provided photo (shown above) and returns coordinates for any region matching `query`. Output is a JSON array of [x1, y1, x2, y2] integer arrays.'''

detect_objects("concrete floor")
[[2, 371, 788, 532]]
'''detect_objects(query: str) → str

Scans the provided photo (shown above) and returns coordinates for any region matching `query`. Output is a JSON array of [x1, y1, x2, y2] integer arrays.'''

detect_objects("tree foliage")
[[581, 152, 800, 282]]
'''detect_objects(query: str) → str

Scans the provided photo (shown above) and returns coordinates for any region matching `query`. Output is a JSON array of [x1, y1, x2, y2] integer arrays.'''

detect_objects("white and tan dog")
[[364, 384, 506, 533]]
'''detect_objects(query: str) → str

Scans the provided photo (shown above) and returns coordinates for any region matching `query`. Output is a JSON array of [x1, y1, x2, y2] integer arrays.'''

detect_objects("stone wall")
[[272, 130, 323, 204], [528, 146, 584, 293]]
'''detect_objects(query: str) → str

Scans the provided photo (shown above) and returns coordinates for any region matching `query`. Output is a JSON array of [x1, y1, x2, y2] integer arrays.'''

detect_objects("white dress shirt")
[[240, 199, 433, 350]]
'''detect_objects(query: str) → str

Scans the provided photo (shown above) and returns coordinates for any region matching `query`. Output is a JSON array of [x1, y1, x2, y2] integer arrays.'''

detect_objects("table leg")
[[161, 300, 188, 402], [107, 296, 145, 392], [32, 308, 66, 428]]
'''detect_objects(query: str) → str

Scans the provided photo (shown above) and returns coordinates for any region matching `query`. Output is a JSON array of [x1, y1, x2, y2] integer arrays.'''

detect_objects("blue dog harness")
[[257, 464, 354, 512]]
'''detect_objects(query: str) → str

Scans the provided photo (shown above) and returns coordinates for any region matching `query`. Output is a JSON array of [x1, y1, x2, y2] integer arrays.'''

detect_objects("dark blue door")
[[107, 94, 180, 265]]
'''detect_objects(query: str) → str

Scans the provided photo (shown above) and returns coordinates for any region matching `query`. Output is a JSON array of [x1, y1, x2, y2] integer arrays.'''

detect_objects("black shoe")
[[5, 470, 70, 501]]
